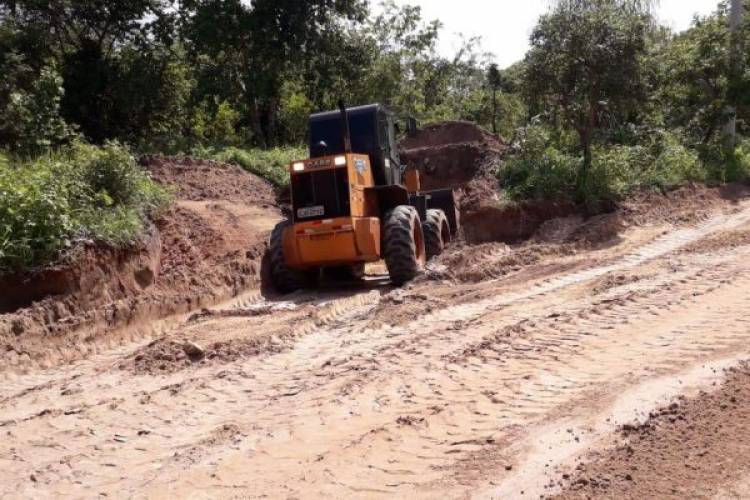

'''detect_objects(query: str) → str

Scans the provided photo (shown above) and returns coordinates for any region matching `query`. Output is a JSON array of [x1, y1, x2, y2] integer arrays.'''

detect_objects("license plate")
[[297, 205, 324, 218]]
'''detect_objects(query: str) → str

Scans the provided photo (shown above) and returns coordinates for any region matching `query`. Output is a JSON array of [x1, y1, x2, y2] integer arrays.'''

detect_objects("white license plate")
[[297, 205, 325, 218]]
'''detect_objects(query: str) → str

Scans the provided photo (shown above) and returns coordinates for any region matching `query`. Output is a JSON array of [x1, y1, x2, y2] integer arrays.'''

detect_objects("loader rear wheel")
[[269, 221, 317, 294], [424, 208, 451, 259], [383, 205, 426, 285]]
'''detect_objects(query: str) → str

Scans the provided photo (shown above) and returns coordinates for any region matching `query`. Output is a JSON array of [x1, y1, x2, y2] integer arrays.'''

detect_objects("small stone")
[[182, 341, 205, 360], [11, 320, 24, 336]]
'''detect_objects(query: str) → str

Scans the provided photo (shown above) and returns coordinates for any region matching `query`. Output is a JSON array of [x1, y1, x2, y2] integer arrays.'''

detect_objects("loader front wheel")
[[383, 206, 426, 285], [269, 221, 317, 294], [423, 208, 451, 259]]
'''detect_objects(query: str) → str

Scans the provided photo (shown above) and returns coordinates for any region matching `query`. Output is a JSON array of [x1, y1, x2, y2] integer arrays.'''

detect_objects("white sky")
[[388, 0, 720, 68]]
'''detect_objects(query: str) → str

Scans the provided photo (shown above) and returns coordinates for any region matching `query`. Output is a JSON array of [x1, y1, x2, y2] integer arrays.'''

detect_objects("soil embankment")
[[0, 156, 280, 372], [552, 362, 750, 499]]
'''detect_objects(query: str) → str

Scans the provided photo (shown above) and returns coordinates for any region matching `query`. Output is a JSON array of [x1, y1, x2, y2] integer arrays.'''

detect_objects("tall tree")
[[725, 0, 745, 146], [0, 0, 178, 143], [179, 0, 366, 148], [486, 63, 510, 134], [523, 0, 655, 194]]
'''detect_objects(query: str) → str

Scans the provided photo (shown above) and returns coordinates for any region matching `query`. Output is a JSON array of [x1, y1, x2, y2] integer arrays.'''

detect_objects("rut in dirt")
[[2, 197, 750, 498]]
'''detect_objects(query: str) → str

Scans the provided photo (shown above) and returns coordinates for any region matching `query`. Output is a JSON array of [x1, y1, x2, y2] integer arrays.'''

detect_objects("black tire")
[[269, 221, 317, 293], [383, 205, 426, 285], [423, 208, 451, 259]]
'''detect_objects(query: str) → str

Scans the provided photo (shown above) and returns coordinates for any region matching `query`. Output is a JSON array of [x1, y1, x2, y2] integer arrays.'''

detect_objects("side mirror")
[[407, 117, 418, 138]]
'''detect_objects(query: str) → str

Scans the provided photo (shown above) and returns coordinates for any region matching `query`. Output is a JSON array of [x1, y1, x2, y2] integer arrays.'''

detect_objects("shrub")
[[0, 65, 74, 156], [590, 133, 704, 204], [0, 141, 170, 273], [711, 139, 750, 183], [498, 124, 580, 200], [501, 125, 711, 208]]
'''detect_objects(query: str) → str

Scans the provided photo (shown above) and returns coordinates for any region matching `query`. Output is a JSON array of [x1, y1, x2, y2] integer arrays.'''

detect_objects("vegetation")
[[0, 0, 749, 270], [509, 0, 750, 207], [0, 142, 170, 272], [201, 146, 306, 188]]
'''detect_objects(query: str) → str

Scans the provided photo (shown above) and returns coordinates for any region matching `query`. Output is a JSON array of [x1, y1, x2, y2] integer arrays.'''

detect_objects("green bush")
[[501, 126, 712, 207], [0, 141, 170, 273], [201, 146, 306, 188], [706, 139, 750, 183], [498, 125, 580, 200], [589, 133, 705, 203], [1, 65, 74, 156]]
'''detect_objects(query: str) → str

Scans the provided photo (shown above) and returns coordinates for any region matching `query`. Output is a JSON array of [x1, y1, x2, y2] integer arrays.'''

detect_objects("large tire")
[[269, 221, 316, 293], [383, 205, 426, 285], [423, 208, 451, 259]]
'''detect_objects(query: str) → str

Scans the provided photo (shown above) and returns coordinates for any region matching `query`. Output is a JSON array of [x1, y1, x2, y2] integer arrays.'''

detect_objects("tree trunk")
[[265, 97, 279, 149], [724, 0, 744, 149], [248, 99, 266, 149], [580, 130, 592, 200], [491, 88, 497, 134], [577, 106, 597, 203]]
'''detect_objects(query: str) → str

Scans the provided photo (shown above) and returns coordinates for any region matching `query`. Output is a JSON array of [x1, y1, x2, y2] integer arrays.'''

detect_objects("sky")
[[388, 0, 720, 68]]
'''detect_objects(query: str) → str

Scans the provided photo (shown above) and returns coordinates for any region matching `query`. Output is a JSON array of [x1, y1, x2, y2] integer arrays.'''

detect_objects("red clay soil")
[[143, 155, 277, 205], [0, 156, 280, 373], [551, 361, 750, 499], [399, 121, 507, 214]]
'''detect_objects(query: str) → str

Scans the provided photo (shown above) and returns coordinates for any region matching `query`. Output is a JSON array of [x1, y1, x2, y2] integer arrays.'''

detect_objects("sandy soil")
[[2, 182, 750, 498]]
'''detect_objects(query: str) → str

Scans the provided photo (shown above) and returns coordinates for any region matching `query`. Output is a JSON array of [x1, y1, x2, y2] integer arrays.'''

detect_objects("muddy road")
[[3, 192, 750, 498]]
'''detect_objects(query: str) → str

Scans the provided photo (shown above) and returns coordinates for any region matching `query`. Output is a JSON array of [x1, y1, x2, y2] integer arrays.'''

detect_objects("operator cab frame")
[[308, 104, 402, 186]]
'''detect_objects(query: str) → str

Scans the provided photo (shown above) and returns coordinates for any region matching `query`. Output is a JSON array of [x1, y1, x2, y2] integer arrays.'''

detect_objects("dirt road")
[[3, 194, 750, 498]]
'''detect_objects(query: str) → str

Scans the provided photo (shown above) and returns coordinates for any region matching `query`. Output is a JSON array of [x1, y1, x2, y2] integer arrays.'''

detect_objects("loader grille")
[[291, 168, 350, 222]]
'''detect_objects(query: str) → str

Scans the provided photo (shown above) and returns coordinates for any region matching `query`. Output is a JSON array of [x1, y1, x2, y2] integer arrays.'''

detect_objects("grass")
[[195, 145, 306, 188]]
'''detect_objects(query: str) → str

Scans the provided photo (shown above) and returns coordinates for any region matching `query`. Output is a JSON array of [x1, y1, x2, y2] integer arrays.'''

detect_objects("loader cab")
[[308, 104, 401, 186]]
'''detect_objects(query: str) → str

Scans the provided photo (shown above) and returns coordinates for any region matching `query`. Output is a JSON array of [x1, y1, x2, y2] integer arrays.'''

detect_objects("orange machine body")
[[282, 153, 382, 270]]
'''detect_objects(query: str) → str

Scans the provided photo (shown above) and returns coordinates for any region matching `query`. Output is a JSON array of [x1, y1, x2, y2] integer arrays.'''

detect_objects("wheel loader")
[[269, 102, 459, 293]]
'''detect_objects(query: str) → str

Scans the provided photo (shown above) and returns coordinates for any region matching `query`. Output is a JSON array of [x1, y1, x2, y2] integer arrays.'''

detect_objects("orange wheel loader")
[[269, 102, 459, 293]]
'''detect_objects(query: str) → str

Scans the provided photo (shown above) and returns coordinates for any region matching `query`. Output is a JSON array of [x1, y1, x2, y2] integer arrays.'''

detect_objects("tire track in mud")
[[265, 252, 750, 498], [200, 207, 750, 497], [2, 206, 750, 498]]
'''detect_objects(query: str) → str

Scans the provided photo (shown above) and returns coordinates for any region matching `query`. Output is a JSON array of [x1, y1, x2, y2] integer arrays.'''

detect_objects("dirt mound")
[[400, 122, 585, 245], [142, 155, 277, 205], [0, 157, 281, 374], [400, 120, 505, 152], [400, 121, 506, 214], [127, 335, 284, 374], [554, 362, 750, 499]]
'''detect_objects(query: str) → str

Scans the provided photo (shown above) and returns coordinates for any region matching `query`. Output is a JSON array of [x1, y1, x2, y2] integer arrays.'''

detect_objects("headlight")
[[292, 162, 305, 172], [334, 156, 347, 166]]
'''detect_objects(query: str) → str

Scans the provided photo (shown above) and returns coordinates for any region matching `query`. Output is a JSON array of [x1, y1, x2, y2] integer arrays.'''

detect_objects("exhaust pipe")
[[338, 100, 352, 153]]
